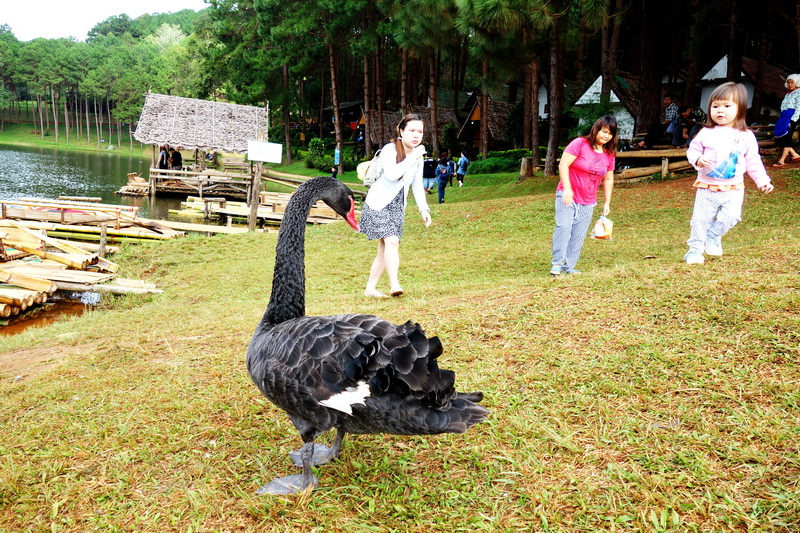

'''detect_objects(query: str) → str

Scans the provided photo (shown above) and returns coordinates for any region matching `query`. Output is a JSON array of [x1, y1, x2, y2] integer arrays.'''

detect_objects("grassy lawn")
[[0, 164, 798, 531]]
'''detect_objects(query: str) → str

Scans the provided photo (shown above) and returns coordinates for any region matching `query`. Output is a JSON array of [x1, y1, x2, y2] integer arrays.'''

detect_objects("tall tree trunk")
[[36, 94, 44, 139], [480, 59, 489, 159], [429, 54, 439, 156], [726, 0, 742, 81], [85, 98, 91, 145], [750, 33, 768, 123], [43, 95, 50, 130], [35, 96, 42, 137], [400, 48, 409, 114], [636, 0, 661, 136], [94, 97, 102, 149], [106, 94, 112, 143], [328, 42, 344, 176], [545, 21, 565, 177], [319, 65, 325, 139], [532, 58, 540, 167], [600, 0, 623, 103], [50, 87, 59, 143], [282, 64, 293, 164], [63, 93, 70, 142], [523, 61, 532, 151], [376, 43, 386, 145], [363, 54, 372, 157]]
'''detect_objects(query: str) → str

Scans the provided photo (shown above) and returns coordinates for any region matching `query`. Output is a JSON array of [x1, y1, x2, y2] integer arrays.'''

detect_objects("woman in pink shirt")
[[550, 116, 617, 276]]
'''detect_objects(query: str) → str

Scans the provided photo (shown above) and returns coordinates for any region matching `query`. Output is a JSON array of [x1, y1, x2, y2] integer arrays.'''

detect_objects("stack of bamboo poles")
[[0, 197, 185, 243], [0, 222, 161, 327]]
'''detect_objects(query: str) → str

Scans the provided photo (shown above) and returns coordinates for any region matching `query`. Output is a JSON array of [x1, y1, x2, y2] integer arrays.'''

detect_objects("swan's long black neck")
[[261, 184, 321, 326]]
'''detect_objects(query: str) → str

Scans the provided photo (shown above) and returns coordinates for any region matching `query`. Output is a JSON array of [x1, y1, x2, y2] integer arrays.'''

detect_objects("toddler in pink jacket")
[[684, 82, 774, 264]]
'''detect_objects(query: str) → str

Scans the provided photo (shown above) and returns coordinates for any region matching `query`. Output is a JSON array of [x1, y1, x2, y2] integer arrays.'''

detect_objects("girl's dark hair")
[[393, 113, 423, 162], [586, 115, 618, 153], [704, 82, 749, 131]]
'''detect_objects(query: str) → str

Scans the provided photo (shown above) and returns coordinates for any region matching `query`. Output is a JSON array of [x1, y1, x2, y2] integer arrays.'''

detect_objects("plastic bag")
[[592, 216, 613, 240]]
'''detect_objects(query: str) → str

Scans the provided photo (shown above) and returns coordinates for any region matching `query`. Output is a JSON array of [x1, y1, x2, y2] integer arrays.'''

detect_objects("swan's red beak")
[[345, 196, 359, 231]]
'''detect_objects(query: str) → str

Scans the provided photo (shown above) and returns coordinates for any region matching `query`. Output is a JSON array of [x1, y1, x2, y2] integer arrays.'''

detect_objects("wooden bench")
[[615, 148, 691, 180]]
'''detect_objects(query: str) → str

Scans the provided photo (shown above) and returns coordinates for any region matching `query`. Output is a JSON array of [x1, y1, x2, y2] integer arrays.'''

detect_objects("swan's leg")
[[289, 430, 344, 466], [328, 428, 346, 459], [256, 442, 319, 496]]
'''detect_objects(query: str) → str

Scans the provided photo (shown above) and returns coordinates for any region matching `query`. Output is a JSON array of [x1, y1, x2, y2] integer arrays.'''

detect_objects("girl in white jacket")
[[360, 114, 432, 298]]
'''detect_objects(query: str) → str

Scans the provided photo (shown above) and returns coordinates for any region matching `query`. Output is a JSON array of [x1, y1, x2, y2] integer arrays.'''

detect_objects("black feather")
[[245, 176, 488, 491]]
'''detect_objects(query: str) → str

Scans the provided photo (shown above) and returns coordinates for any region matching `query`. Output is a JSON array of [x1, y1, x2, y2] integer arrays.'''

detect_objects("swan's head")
[[315, 176, 360, 231]]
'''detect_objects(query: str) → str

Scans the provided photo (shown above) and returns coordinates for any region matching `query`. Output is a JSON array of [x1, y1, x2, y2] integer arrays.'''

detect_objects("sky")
[[2, 0, 209, 42]]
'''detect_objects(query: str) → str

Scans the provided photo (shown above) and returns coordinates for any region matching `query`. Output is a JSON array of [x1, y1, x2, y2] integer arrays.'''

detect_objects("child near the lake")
[[683, 82, 774, 264]]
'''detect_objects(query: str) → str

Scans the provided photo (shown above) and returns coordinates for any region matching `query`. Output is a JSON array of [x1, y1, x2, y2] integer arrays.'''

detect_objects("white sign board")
[[248, 140, 283, 163]]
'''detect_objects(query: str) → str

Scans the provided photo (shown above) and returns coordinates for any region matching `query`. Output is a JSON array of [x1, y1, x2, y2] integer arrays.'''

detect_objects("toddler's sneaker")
[[683, 250, 705, 265], [549, 266, 562, 276], [706, 233, 723, 256], [562, 268, 582, 275]]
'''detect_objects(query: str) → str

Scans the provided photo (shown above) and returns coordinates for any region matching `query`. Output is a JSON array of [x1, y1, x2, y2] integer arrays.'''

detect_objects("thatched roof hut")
[[364, 110, 401, 146], [133, 93, 269, 153], [458, 99, 515, 148], [411, 106, 459, 138]]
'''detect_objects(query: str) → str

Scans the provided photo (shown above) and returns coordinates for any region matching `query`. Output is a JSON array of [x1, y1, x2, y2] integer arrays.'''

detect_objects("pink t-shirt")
[[557, 137, 615, 205]]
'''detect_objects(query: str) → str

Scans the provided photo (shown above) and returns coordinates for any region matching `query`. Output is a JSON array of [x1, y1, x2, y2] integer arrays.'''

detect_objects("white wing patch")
[[320, 381, 371, 415]]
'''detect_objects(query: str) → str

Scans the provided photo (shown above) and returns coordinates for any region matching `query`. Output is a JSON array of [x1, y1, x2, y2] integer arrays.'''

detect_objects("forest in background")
[[0, 0, 799, 174]]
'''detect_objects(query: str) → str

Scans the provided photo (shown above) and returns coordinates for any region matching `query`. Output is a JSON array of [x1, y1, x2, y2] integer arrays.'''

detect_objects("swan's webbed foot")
[[258, 441, 321, 495], [255, 474, 318, 495], [289, 429, 346, 467], [289, 443, 334, 466]]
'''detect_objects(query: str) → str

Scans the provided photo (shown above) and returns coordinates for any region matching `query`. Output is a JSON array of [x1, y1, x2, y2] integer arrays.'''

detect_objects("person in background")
[[550, 115, 617, 276], [456, 150, 470, 187], [773, 73, 800, 167], [436, 155, 452, 204], [169, 147, 183, 170], [359, 114, 432, 298], [157, 145, 170, 170], [422, 153, 437, 193], [636, 94, 679, 149], [683, 82, 773, 265], [446, 156, 456, 186]]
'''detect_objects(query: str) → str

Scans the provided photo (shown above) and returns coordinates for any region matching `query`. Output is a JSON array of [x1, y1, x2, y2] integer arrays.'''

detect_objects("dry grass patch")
[[0, 169, 799, 531]]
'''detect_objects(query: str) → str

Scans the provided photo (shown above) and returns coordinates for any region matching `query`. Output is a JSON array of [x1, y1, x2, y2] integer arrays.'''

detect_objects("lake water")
[[0, 143, 181, 219], [0, 143, 186, 334]]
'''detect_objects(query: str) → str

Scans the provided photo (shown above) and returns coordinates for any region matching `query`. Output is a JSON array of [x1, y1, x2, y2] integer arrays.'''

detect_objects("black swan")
[[246, 176, 489, 495]]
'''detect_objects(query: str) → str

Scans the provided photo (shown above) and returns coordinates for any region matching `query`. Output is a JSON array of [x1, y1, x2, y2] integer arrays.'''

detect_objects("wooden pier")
[[146, 168, 254, 199]]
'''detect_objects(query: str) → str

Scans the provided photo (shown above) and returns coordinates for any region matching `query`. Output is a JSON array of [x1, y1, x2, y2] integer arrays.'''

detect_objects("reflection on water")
[[0, 143, 182, 218], [0, 301, 87, 336]]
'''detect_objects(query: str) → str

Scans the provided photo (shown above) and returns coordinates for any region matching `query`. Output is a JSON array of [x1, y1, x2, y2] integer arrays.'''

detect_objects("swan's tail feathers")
[[423, 396, 489, 434], [446, 397, 490, 433], [427, 336, 443, 360], [456, 391, 484, 403]]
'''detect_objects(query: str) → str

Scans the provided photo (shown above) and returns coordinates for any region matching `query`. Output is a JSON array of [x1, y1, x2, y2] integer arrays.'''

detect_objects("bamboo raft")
[[0, 221, 162, 328], [0, 198, 185, 243]]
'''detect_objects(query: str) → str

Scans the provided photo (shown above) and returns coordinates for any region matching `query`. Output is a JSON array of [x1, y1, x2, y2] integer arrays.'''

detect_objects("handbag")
[[362, 149, 383, 187]]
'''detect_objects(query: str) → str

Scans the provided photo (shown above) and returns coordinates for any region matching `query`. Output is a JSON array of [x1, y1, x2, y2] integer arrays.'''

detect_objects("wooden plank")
[[616, 161, 693, 180], [57, 196, 103, 202], [0, 268, 57, 294], [0, 264, 115, 284], [615, 148, 687, 159], [54, 281, 163, 295]]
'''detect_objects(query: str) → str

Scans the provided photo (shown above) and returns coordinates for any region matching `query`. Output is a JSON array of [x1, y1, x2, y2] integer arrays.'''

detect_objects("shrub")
[[486, 149, 531, 162], [308, 138, 325, 159], [468, 157, 520, 174]]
